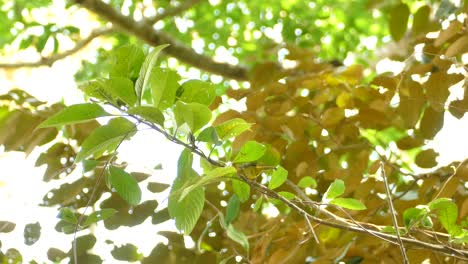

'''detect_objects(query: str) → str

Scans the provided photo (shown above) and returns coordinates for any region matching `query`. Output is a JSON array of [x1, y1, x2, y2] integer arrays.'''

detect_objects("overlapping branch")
[[116, 104, 468, 261], [0, 28, 113, 69], [73, 0, 249, 81]]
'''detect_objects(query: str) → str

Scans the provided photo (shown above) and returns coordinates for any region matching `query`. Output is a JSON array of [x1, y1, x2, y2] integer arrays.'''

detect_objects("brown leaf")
[[371, 74, 398, 91], [321, 107, 345, 128], [448, 97, 468, 119], [434, 20, 463, 47], [212, 110, 241, 126], [424, 72, 464, 111], [396, 135, 424, 150], [445, 35, 468, 57], [415, 149, 438, 168], [419, 106, 444, 139]]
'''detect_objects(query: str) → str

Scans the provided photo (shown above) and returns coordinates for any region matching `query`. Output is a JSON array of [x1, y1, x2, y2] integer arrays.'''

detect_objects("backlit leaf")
[[168, 150, 205, 234], [330, 198, 366, 211], [197, 126, 221, 145], [323, 179, 345, 201], [178, 79, 216, 106], [297, 176, 317, 189], [135, 44, 169, 105], [107, 166, 142, 205], [75, 118, 135, 162], [232, 178, 250, 203], [83, 209, 117, 227], [429, 198, 460, 235], [151, 67, 181, 109], [109, 45, 145, 79], [38, 103, 110, 128], [233, 141, 266, 163], [215, 118, 252, 140], [100, 77, 137, 106], [268, 166, 288, 190], [128, 106, 164, 126], [174, 101, 212, 132], [58, 208, 78, 224], [178, 166, 236, 201]]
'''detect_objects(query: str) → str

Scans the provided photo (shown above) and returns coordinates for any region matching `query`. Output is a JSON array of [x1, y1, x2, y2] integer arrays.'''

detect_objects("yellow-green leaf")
[[38, 103, 110, 128]]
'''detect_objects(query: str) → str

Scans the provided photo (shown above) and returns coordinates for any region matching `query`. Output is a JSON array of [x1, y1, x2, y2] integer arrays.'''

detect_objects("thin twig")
[[72, 127, 135, 264], [0, 27, 113, 69], [432, 160, 465, 200], [95, 104, 468, 260], [304, 215, 319, 244], [381, 161, 409, 264]]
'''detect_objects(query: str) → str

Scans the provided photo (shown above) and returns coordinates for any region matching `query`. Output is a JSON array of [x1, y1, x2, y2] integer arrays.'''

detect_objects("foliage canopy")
[[0, 0, 468, 263]]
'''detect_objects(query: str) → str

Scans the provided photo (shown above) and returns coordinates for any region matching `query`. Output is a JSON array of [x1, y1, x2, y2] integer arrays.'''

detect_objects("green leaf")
[[226, 224, 249, 252], [257, 144, 281, 166], [101, 77, 137, 106], [135, 44, 169, 105], [330, 198, 366, 211], [215, 118, 252, 140], [38, 103, 110, 128], [75, 118, 135, 162], [80, 80, 112, 102], [278, 191, 295, 200], [233, 141, 266, 163], [389, 3, 410, 41], [297, 176, 317, 189], [109, 45, 145, 79], [83, 209, 117, 227], [58, 208, 78, 224], [429, 198, 460, 235], [197, 126, 221, 145], [323, 179, 345, 201], [232, 178, 250, 203], [403, 207, 424, 228], [174, 101, 212, 132], [128, 106, 165, 126], [253, 196, 263, 212], [178, 166, 236, 201], [168, 150, 205, 234], [151, 67, 181, 109], [178, 79, 216, 106], [268, 166, 288, 190], [107, 166, 142, 205], [225, 195, 240, 225]]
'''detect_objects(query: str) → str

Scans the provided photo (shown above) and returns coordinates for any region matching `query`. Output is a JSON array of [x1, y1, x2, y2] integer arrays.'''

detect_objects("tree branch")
[[74, 0, 249, 81], [0, 27, 113, 69], [381, 162, 409, 264], [114, 102, 468, 260], [146, 0, 202, 24]]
